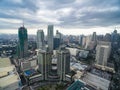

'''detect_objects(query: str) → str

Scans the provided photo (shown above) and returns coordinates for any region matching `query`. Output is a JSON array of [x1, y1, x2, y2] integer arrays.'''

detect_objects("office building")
[[95, 41, 111, 66], [37, 30, 45, 49], [57, 48, 70, 81], [53, 38, 60, 50], [79, 35, 84, 46], [56, 30, 63, 44], [18, 25, 28, 58], [37, 49, 52, 80], [111, 30, 120, 51], [47, 25, 54, 51]]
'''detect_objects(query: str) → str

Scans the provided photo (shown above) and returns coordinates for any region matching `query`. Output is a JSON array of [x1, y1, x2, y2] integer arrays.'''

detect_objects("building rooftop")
[[0, 58, 11, 68], [0, 57, 20, 88], [67, 80, 88, 90], [70, 62, 87, 71], [0, 65, 15, 77], [0, 74, 20, 88], [89, 67, 112, 80]]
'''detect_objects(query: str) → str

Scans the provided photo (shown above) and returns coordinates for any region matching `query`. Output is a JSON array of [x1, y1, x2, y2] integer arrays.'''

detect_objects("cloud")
[[0, 0, 120, 34], [0, 18, 22, 23]]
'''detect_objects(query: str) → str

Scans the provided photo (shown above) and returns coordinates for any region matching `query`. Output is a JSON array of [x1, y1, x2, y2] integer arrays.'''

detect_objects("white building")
[[66, 47, 89, 58], [37, 30, 45, 49], [95, 41, 111, 66], [47, 25, 54, 51], [66, 47, 78, 56], [0, 58, 21, 90], [85, 35, 92, 49]]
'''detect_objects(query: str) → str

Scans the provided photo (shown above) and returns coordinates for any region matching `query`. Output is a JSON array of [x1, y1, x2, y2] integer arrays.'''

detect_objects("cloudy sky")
[[0, 0, 120, 35]]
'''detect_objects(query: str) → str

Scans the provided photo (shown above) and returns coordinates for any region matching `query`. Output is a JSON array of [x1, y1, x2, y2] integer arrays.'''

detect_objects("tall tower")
[[37, 50, 52, 80], [37, 30, 45, 49], [18, 25, 28, 58], [57, 48, 70, 81], [95, 41, 111, 66], [47, 25, 54, 52]]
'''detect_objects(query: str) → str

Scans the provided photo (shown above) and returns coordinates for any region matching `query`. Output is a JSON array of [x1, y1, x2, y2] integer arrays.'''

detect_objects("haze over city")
[[0, 0, 120, 35]]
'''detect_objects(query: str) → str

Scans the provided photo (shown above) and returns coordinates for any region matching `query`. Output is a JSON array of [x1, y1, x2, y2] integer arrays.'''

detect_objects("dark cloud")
[[0, 0, 120, 30]]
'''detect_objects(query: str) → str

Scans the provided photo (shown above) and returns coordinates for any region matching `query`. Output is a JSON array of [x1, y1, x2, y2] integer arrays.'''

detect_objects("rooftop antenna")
[[22, 20, 24, 27]]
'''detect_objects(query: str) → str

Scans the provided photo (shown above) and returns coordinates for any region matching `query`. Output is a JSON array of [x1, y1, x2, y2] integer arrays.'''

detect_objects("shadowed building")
[[53, 38, 60, 50]]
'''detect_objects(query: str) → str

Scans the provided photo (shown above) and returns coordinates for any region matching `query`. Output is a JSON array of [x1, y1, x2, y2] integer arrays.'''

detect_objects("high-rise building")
[[57, 48, 70, 81], [95, 41, 111, 66], [56, 30, 63, 44], [47, 25, 54, 51], [92, 32, 97, 41], [79, 35, 84, 46], [104, 33, 111, 42], [111, 30, 120, 51], [85, 35, 92, 49], [18, 25, 28, 58], [82, 36, 86, 48], [37, 50, 52, 80], [37, 30, 45, 49], [53, 38, 60, 50]]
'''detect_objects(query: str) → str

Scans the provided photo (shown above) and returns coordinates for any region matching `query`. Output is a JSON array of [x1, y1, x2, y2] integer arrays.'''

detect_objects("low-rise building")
[[20, 57, 42, 85], [83, 68, 112, 90], [0, 58, 21, 90]]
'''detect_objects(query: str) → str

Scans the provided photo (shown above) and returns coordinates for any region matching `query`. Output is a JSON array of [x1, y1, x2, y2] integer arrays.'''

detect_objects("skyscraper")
[[57, 47, 70, 81], [37, 50, 52, 80], [18, 25, 28, 58], [53, 38, 60, 50], [79, 35, 84, 46], [37, 30, 45, 49], [95, 41, 111, 66], [92, 32, 97, 41], [111, 30, 120, 51], [47, 25, 54, 52]]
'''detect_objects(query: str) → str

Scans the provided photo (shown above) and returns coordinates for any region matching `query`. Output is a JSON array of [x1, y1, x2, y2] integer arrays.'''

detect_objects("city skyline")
[[0, 0, 120, 35]]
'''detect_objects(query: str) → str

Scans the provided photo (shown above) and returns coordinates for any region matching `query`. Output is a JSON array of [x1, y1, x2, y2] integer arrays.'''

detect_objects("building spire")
[[22, 20, 24, 27]]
